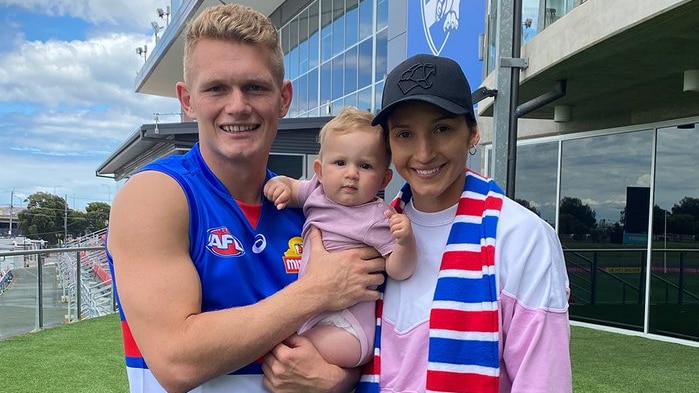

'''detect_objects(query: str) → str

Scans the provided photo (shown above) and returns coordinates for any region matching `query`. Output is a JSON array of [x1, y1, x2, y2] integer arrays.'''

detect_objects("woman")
[[356, 53, 572, 393]]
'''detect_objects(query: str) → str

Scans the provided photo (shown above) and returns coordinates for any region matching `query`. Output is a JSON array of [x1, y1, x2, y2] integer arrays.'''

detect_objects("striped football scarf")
[[356, 170, 504, 393]]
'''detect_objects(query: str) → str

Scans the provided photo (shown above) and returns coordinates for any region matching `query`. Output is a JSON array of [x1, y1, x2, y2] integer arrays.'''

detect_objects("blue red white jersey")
[[107, 143, 305, 392]]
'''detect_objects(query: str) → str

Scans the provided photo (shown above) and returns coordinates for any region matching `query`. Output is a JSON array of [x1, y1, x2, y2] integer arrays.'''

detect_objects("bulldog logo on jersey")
[[282, 236, 304, 273], [206, 227, 245, 257], [421, 0, 462, 55]]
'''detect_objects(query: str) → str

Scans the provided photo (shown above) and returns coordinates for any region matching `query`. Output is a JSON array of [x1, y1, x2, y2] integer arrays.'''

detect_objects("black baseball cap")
[[372, 53, 476, 127]]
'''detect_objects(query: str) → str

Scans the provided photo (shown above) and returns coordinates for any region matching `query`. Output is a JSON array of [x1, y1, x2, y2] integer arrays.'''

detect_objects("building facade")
[[98, 0, 699, 343]]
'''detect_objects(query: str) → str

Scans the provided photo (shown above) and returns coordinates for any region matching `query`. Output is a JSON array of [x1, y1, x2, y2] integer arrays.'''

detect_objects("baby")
[[264, 106, 417, 368]]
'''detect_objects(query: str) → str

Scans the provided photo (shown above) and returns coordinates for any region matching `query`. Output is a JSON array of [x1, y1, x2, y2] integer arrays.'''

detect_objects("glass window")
[[289, 17, 299, 80], [359, 0, 373, 40], [308, 4, 320, 68], [377, 0, 388, 30], [269, 154, 305, 179], [374, 29, 387, 83], [358, 86, 371, 112], [308, 31, 320, 69], [374, 80, 384, 114], [307, 68, 319, 113], [345, 92, 358, 108], [358, 38, 372, 89], [650, 123, 699, 340], [346, 0, 359, 47], [332, 0, 345, 56], [320, 61, 332, 106], [486, 1, 497, 74], [297, 74, 308, 113], [299, 9, 309, 74], [561, 130, 653, 331], [321, 0, 333, 62], [332, 97, 344, 116], [332, 55, 344, 100], [521, 0, 539, 44], [344, 46, 358, 95], [514, 142, 559, 226]]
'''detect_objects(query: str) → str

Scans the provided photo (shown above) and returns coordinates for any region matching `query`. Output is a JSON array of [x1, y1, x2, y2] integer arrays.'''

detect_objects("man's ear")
[[279, 80, 293, 118], [176, 81, 195, 119], [380, 168, 393, 190], [313, 159, 323, 182]]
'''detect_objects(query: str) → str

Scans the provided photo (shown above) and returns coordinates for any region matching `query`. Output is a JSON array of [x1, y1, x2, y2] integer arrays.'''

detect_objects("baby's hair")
[[318, 107, 391, 162]]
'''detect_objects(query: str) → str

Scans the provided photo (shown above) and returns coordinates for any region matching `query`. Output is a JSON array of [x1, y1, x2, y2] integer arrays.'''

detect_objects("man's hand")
[[300, 227, 385, 312], [262, 335, 360, 393]]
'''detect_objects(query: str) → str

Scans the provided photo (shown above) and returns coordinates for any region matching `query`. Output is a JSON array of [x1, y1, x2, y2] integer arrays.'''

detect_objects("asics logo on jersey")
[[252, 234, 267, 254], [206, 227, 245, 257]]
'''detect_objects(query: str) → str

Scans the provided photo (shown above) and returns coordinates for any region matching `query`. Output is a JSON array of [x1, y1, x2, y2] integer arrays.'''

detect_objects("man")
[[107, 4, 384, 393]]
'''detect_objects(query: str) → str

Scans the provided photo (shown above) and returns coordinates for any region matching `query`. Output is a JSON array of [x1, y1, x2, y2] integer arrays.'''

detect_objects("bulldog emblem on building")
[[421, 0, 461, 55]]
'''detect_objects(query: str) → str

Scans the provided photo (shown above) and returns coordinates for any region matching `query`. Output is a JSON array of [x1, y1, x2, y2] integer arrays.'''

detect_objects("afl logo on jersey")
[[206, 227, 245, 257]]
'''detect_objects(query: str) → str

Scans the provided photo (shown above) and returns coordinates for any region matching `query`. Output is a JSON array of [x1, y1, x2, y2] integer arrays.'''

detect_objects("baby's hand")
[[264, 180, 291, 210], [385, 210, 413, 245]]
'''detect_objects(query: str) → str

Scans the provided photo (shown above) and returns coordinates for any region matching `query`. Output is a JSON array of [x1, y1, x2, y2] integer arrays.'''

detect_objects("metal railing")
[[0, 243, 115, 339]]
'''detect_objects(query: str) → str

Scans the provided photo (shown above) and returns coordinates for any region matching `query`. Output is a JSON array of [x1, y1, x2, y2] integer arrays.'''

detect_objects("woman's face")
[[386, 101, 479, 212]]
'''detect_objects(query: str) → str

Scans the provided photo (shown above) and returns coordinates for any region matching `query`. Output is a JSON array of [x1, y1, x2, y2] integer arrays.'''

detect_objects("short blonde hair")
[[318, 107, 391, 164], [183, 4, 284, 86]]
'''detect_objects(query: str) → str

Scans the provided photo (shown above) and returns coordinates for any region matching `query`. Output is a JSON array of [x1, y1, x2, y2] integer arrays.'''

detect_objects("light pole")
[[664, 210, 668, 273], [9, 189, 14, 237], [8, 189, 23, 238], [102, 184, 112, 204]]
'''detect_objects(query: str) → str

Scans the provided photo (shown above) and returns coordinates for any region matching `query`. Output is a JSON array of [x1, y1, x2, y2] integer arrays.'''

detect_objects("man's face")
[[177, 38, 291, 169]]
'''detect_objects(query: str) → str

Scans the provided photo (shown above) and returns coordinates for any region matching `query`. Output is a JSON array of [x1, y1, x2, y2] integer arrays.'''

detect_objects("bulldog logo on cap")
[[398, 63, 436, 94]]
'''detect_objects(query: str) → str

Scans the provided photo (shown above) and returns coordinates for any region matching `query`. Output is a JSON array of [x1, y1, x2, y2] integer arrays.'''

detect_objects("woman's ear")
[[469, 125, 480, 146]]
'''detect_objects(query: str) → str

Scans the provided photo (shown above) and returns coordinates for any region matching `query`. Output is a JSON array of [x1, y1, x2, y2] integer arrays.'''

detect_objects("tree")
[[68, 210, 89, 238], [85, 202, 111, 233], [15, 192, 111, 245], [671, 197, 699, 239], [515, 198, 541, 216], [559, 196, 597, 238], [17, 192, 67, 244]]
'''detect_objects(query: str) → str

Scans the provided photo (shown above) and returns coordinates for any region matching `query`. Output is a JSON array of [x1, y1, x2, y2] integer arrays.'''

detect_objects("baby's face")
[[316, 129, 391, 207]]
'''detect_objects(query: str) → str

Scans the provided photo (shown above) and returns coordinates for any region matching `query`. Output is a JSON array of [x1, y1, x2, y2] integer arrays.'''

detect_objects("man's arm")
[[263, 335, 362, 393], [108, 171, 385, 393]]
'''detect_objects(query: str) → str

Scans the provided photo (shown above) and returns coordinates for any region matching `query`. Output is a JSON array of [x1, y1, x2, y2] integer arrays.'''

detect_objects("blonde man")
[[107, 5, 384, 393]]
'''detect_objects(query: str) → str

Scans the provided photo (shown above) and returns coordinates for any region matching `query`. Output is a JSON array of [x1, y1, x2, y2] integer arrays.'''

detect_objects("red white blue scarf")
[[357, 170, 504, 393]]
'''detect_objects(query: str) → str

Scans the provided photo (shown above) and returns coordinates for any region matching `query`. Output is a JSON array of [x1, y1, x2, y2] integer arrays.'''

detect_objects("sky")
[[0, 0, 181, 211]]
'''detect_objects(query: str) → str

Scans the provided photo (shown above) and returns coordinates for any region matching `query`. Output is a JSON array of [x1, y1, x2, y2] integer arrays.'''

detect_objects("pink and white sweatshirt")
[[380, 197, 572, 393]]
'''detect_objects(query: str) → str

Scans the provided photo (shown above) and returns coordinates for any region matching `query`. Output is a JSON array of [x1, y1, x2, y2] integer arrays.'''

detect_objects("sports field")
[[1, 313, 699, 392]]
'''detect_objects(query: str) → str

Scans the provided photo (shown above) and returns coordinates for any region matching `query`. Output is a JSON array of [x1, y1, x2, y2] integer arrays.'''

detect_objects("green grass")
[[2, 314, 699, 392], [0, 313, 127, 393], [571, 326, 699, 393]]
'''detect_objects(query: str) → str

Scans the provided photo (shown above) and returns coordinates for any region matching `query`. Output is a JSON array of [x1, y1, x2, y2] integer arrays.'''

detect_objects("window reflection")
[[560, 131, 653, 245], [650, 123, 699, 340], [514, 142, 558, 226], [561, 130, 653, 331], [282, 0, 385, 117]]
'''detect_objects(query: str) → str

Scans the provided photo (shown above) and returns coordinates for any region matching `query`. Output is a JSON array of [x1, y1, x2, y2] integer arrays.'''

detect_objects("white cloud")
[[0, 0, 181, 210], [2, 0, 167, 30]]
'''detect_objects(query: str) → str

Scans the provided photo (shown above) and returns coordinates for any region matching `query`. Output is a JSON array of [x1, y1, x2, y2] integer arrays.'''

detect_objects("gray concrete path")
[[0, 239, 67, 339]]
